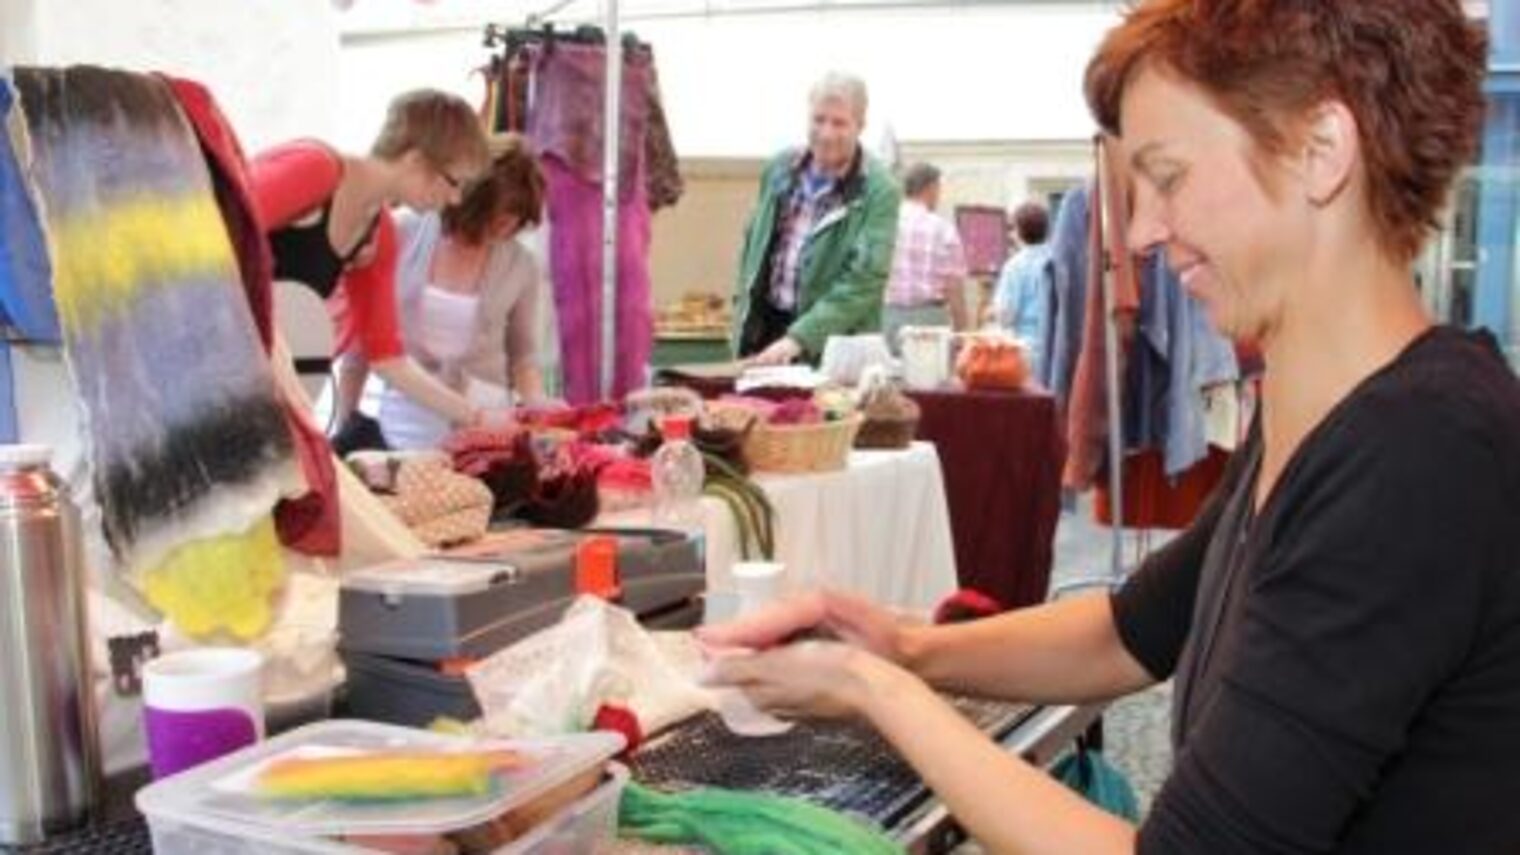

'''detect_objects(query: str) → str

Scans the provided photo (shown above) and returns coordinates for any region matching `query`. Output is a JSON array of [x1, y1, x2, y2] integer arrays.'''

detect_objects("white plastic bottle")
[[650, 415, 706, 531]]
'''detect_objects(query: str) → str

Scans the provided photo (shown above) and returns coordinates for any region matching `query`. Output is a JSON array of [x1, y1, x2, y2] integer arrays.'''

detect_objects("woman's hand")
[[743, 336, 803, 367], [695, 589, 916, 666], [471, 407, 516, 430], [703, 640, 907, 719]]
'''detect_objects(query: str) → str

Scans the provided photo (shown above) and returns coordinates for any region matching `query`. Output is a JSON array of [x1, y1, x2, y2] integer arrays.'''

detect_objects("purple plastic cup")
[[142, 649, 264, 779]]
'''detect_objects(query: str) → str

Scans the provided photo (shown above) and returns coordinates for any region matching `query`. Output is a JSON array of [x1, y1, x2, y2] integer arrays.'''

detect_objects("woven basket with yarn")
[[854, 412, 918, 449], [852, 364, 920, 450], [703, 400, 762, 434], [743, 413, 863, 473]]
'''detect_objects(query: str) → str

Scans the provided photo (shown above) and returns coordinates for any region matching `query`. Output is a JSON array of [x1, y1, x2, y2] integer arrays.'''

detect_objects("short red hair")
[[1085, 0, 1487, 263]]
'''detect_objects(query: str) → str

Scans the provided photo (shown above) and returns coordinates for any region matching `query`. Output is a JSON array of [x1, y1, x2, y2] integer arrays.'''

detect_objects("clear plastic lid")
[[135, 719, 624, 838], [341, 557, 521, 597]]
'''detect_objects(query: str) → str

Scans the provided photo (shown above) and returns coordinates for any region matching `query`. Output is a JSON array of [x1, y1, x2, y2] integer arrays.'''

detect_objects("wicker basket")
[[703, 400, 763, 434], [854, 413, 919, 449], [744, 413, 863, 473]]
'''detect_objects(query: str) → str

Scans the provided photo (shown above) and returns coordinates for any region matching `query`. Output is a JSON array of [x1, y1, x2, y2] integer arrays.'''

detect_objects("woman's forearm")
[[372, 357, 476, 425], [901, 593, 1153, 704], [511, 362, 544, 403], [859, 659, 1135, 855], [333, 356, 369, 423]]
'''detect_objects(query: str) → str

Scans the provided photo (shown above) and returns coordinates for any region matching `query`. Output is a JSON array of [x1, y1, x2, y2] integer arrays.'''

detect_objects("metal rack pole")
[[1051, 136, 1126, 600], [1098, 137, 1126, 584], [600, 0, 623, 399]]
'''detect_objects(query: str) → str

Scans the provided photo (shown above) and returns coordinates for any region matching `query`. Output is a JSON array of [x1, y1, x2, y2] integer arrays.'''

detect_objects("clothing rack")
[[482, 22, 648, 55], [1097, 135, 1126, 586], [1052, 135, 1127, 598], [483, 15, 632, 401]]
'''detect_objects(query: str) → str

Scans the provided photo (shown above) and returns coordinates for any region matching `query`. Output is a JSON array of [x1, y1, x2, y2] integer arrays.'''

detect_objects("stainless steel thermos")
[[0, 444, 100, 845]]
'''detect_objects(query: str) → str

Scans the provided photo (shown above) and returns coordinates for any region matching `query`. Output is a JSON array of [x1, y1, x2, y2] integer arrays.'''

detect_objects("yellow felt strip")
[[255, 752, 504, 800], [138, 518, 284, 641], [49, 193, 235, 332]]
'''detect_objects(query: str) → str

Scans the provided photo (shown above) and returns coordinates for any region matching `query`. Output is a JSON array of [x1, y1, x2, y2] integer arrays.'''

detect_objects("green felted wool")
[[619, 782, 904, 855]]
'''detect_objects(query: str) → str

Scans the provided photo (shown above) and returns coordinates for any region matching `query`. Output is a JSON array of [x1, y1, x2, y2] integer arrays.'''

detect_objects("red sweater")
[[249, 140, 404, 361]]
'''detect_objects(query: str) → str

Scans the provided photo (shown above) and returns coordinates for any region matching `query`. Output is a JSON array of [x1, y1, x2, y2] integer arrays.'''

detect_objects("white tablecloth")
[[603, 442, 958, 614]]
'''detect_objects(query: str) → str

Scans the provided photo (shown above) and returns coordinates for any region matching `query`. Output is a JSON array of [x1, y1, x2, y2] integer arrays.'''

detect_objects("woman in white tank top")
[[377, 134, 548, 449]]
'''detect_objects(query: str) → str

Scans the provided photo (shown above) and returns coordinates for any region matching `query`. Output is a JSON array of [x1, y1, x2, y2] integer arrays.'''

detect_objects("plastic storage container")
[[136, 720, 625, 854]]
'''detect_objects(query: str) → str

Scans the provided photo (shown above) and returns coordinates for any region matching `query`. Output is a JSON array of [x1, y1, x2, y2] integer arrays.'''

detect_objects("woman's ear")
[[1302, 100, 1358, 207], [402, 148, 429, 170]]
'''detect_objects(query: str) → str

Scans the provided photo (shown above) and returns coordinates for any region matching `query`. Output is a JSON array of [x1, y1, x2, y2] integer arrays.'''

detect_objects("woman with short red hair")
[[700, 1, 1520, 852]]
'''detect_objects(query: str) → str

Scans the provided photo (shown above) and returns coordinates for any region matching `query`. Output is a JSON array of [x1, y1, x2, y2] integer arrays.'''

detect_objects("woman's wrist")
[[894, 623, 932, 677], [849, 648, 919, 720]]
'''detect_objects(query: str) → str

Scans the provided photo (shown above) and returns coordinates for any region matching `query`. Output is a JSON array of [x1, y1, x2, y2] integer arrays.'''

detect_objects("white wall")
[[903, 139, 1091, 211], [6, 0, 341, 153], [337, 26, 491, 153], [642, 4, 1119, 156], [0, 0, 39, 66], [335, 2, 1123, 157]]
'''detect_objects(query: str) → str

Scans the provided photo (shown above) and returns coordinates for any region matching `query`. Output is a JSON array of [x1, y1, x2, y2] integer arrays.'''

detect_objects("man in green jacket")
[[734, 72, 902, 365]]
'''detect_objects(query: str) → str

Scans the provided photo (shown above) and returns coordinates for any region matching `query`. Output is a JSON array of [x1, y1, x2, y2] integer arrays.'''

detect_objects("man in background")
[[883, 162, 969, 351], [733, 71, 901, 365], [992, 200, 1053, 380]]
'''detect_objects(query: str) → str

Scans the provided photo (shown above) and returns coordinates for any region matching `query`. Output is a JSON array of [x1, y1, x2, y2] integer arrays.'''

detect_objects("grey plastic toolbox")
[[338, 528, 704, 662]]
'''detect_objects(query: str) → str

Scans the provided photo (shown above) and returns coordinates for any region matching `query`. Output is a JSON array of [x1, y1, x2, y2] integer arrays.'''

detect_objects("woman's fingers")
[[696, 593, 830, 648]]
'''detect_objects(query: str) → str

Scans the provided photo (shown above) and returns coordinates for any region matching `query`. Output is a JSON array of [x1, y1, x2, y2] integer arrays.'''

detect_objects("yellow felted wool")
[[253, 750, 525, 801], [139, 518, 284, 640]]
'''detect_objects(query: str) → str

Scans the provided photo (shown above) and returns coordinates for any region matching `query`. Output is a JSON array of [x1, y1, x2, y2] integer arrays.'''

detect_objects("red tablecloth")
[[907, 387, 1066, 610]]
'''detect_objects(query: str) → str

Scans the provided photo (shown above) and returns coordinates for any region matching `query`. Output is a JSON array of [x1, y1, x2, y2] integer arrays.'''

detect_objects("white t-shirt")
[[377, 286, 501, 449], [368, 212, 546, 449]]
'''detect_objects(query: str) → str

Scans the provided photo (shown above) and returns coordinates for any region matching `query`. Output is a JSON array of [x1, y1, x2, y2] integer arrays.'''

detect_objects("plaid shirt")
[[768, 164, 845, 312], [885, 200, 968, 307]]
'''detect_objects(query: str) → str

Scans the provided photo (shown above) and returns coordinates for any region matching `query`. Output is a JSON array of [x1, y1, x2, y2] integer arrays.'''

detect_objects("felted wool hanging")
[[14, 66, 303, 639]]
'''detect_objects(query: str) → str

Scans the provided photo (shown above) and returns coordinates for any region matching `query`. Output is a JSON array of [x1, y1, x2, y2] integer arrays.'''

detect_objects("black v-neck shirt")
[[1112, 327, 1520, 854]]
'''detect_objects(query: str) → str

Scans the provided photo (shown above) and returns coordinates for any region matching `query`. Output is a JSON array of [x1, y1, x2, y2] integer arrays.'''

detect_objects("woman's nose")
[[1126, 184, 1170, 256]]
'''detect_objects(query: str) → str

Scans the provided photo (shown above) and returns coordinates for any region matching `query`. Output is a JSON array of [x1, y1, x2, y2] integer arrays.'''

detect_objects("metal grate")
[[629, 696, 1034, 831], [3, 818, 152, 855]]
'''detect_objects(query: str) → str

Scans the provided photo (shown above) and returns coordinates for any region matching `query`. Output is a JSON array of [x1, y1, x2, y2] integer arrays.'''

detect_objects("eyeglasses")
[[427, 158, 469, 192]]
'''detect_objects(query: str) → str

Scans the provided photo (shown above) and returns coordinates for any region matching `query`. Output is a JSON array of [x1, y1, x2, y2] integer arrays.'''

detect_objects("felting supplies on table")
[[254, 748, 530, 801]]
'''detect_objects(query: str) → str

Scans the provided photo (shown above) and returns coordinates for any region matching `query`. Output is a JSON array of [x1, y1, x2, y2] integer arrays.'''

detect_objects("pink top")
[[885, 200, 968, 307]]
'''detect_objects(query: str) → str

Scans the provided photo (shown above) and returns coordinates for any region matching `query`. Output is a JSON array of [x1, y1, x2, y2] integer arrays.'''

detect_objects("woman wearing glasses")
[[252, 89, 497, 440], [376, 133, 549, 450]]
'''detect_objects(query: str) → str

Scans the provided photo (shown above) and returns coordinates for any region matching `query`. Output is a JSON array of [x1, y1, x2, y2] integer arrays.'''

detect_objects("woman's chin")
[[1207, 306, 1242, 341]]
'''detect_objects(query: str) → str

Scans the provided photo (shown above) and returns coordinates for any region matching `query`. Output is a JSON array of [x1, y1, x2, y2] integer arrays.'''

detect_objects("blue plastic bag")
[[1051, 747, 1141, 821]]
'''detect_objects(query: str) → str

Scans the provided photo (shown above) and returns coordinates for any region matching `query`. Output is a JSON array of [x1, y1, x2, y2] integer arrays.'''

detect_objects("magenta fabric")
[[525, 42, 651, 201], [543, 154, 653, 404]]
